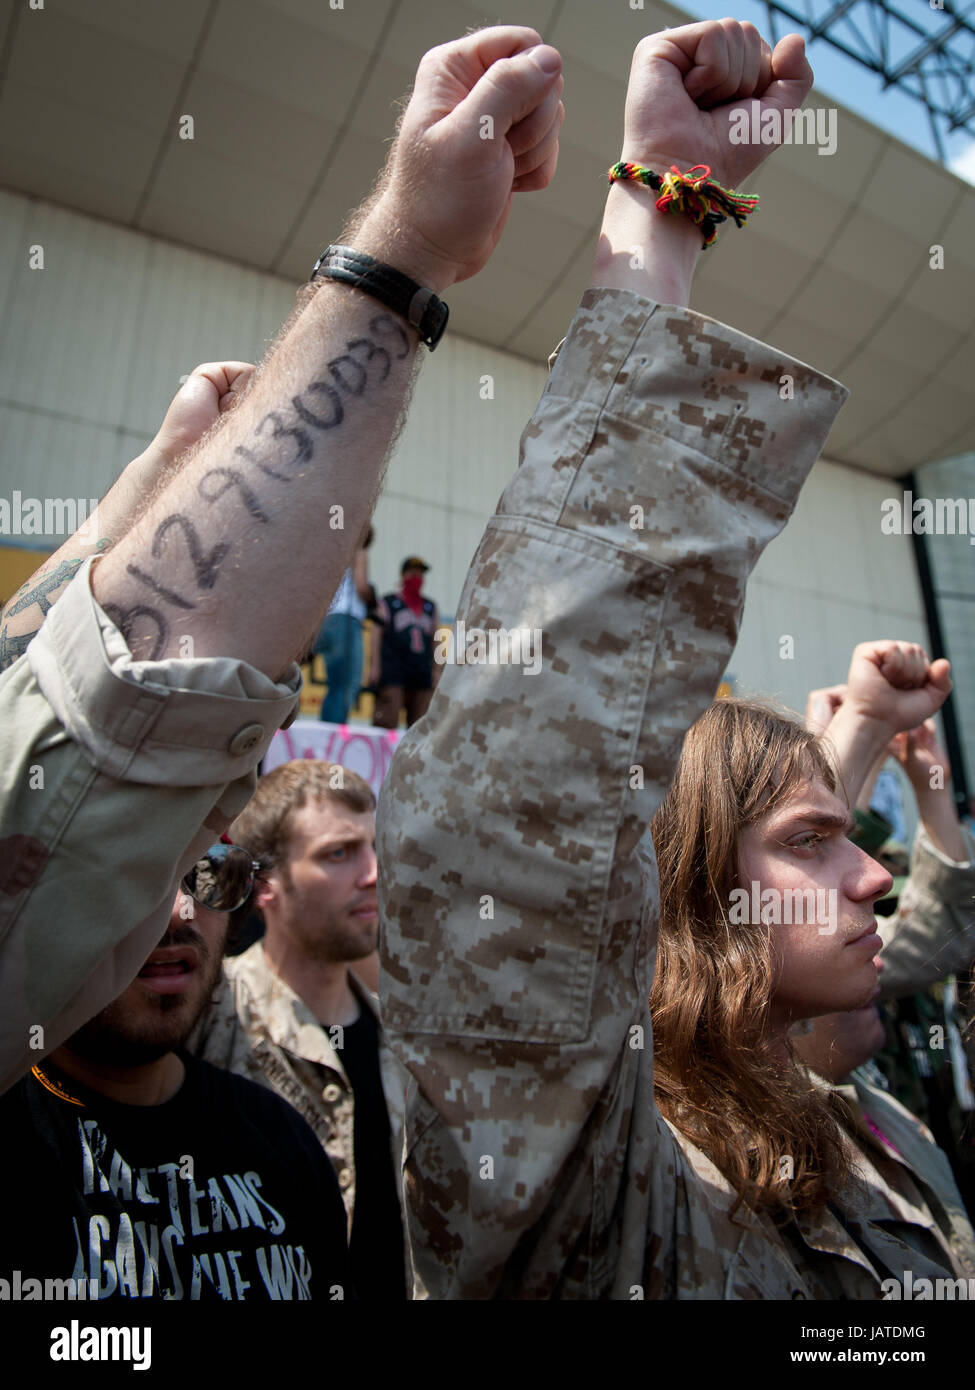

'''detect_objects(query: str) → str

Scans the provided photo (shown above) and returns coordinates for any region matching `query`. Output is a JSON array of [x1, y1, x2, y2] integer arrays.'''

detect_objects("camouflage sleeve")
[[878, 826, 975, 999], [378, 287, 849, 1298], [185, 966, 245, 1070]]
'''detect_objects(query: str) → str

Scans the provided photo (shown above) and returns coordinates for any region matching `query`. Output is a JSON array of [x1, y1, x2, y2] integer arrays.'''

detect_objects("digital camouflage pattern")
[[871, 825, 975, 1217], [190, 941, 408, 1240], [839, 1070, 975, 1281], [378, 287, 975, 1299], [877, 826, 975, 1000]]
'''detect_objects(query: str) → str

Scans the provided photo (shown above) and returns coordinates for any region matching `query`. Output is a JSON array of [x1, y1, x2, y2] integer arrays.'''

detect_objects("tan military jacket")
[[191, 942, 408, 1243], [878, 826, 975, 999], [840, 1071, 975, 1288], [378, 287, 971, 1299], [0, 558, 300, 1097]]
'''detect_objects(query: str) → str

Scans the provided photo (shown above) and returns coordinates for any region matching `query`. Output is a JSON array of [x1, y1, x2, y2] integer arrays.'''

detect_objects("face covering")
[[401, 573, 424, 613]]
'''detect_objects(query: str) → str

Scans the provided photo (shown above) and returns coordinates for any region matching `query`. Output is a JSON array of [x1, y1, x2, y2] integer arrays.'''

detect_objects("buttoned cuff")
[[914, 825, 975, 881], [28, 556, 301, 785], [512, 289, 849, 542], [547, 289, 849, 497]]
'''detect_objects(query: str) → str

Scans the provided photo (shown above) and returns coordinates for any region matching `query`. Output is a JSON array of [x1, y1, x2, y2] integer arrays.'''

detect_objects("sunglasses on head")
[[181, 838, 261, 913]]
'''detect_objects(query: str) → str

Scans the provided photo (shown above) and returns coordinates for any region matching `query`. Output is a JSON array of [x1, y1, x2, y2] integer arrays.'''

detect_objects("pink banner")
[[264, 720, 403, 799]]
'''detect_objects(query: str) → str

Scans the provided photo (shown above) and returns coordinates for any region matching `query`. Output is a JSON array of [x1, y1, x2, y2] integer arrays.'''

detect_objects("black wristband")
[[309, 244, 449, 350]]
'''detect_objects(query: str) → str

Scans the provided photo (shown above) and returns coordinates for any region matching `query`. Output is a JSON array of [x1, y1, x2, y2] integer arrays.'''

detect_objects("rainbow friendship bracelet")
[[608, 161, 759, 248]]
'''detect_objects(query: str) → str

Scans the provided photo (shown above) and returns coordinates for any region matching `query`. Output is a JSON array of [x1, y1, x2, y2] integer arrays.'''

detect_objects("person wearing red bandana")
[[371, 558, 439, 730]]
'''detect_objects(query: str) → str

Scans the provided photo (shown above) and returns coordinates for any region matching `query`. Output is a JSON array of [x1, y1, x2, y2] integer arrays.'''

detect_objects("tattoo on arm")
[[197, 468, 269, 522], [101, 604, 169, 662], [293, 380, 344, 432], [346, 338, 390, 383], [150, 516, 229, 590], [3, 558, 88, 619], [0, 558, 88, 671], [0, 318, 408, 669], [234, 411, 313, 479], [125, 564, 196, 610], [328, 354, 368, 396], [114, 313, 415, 640], [0, 627, 33, 671], [369, 314, 411, 360], [0, 542, 109, 672]]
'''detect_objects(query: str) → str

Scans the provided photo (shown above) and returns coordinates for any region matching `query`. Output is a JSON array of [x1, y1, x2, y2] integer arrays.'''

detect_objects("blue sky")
[[683, 0, 975, 181]]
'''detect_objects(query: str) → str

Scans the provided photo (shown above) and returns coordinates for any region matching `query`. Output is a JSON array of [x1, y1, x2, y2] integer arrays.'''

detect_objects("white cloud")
[[948, 141, 975, 185]]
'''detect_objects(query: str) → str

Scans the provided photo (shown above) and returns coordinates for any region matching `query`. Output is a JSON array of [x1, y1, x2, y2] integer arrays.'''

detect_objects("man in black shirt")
[[372, 557, 440, 731], [1, 847, 351, 1301], [190, 762, 408, 1300]]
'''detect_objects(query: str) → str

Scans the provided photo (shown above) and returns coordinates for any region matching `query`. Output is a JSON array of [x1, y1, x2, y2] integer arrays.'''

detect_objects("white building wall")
[[729, 460, 930, 842], [913, 454, 975, 801], [0, 189, 296, 508], [0, 188, 547, 611], [1, 190, 933, 833], [369, 332, 547, 608], [730, 458, 928, 712]]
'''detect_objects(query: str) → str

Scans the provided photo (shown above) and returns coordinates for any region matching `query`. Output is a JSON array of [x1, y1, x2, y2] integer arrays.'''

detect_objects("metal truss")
[[762, 0, 975, 160]]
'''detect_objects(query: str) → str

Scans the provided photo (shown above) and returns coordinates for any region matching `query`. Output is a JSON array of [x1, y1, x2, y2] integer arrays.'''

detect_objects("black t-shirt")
[[340, 1007, 407, 1300], [379, 593, 436, 685], [0, 1053, 351, 1300]]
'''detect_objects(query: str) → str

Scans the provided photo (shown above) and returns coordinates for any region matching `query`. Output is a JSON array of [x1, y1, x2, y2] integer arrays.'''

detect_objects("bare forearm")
[[824, 708, 893, 808], [353, 548, 371, 601], [914, 785, 967, 862], [92, 262, 422, 678], [855, 748, 887, 812], [590, 182, 701, 306], [0, 454, 169, 669]]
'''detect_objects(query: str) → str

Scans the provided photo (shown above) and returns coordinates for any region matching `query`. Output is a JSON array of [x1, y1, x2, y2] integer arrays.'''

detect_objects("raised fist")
[[620, 19, 813, 189], [889, 719, 952, 789], [805, 683, 846, 733], [365, 27, 564, 290], [843, 640, 952, 736], [150, 362, 256, 466]]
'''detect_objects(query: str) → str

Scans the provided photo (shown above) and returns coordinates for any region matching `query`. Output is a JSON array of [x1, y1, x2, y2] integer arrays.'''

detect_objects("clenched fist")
[[358, 27, 564, 292], [620, 19, 814, 189], [843, 640, 952, 736], [151, 362, 256, 466]]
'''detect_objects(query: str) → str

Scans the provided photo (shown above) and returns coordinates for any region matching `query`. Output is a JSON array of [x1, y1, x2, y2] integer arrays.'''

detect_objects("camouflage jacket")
[[839, 1070, 975, 1288], [878, 825, 975, 1000], [379, 287, 972, 1299], [190, 942, 408, 1245]]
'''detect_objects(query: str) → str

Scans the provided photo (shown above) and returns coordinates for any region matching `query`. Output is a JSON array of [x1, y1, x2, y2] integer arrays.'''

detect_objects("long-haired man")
[[650, 669, 975, 1294]]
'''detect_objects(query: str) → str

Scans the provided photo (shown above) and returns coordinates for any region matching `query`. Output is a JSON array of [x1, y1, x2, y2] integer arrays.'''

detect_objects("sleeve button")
[[228, 723, 264, 756]]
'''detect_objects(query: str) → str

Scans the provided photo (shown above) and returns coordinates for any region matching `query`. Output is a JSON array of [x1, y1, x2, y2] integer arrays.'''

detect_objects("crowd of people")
[[0, 18, 972, 1305]]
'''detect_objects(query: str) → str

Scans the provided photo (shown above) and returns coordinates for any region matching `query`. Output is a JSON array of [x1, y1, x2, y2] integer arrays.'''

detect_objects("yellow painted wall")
[[300, 625, 379, 723], [0, 546, 51, 606], [0, 547, 383, 723]]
